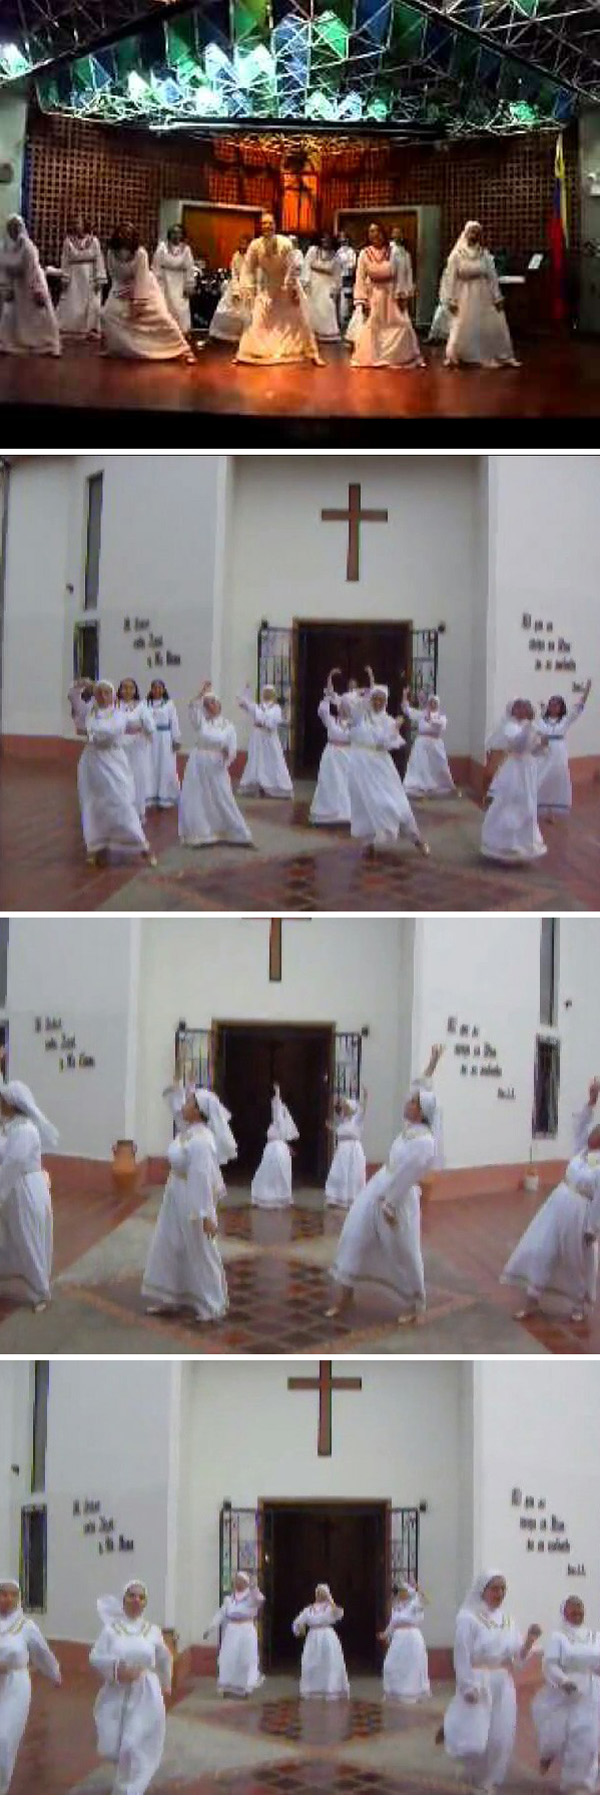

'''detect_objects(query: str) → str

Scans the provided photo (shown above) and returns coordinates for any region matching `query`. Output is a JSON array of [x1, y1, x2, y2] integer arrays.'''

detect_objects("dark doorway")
[[294, 619, 412, 776], [216, 1023, 333, 1184], [262, 1500, 388, 1674]]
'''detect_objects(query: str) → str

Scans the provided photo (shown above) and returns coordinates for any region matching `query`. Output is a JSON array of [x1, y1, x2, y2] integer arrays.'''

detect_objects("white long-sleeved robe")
[[330, 1122, 434, 1312], [403, 705, 456, 798], [481, 720, 547, 864], [532, 1626, 600, 1793], [90, 1616, 172, 1795], [152, 240, 196, 334], [348, 701, 421, 847], [501, 1102, 600, 1315], [179, 705, 252, 846], [309, 697, 351, 825], [445, 247, 517, 367], [536, 696, 588, 816], [0, 229, 60, 357], [78, 709, 150, 857], [350, 247, 422, 369], [236, 235, 320, 366], [382, 1597, 430, 1701], [302, 248, 341, 340], [0, 1118, 53, 1306], [56, 234, 106, 337], [209, 1590, 265, 1696], [209, 250, 252, 342], [443, 1606, 531, 1789], [146, 699, 181, 808], [325, 1110, 366, 1209], [251, 1096, 298, 1208], [101, 248, 191, 360], [238, 693, 293, 799], [119, 701, 155, 822], [292, 1602, 349, 1698], [0, 1608, 60, 1792], [141, 1127, 228, 1320]]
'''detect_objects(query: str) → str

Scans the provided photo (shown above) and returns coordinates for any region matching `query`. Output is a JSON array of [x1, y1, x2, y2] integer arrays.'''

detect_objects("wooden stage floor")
[[1, 336, 598, 447]]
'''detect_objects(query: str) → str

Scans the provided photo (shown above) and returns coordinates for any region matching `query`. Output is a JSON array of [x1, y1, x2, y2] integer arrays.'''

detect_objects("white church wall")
[[474, 1361, 600, 1630], [224, 455, 482, 758], [179, 1360, 472, 1649], [486, 455, 600, 756], [2, 458, 73, 737], [0, 1361, 32, 1578], [134, 917, 415, 1164], [5, 916, 141, 1159]]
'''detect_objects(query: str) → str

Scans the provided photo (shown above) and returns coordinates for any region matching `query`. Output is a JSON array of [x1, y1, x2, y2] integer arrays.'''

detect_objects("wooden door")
[[181, 205, 261, 269], [217, 1024, 332, 1183], [295, 619, 412, 775]]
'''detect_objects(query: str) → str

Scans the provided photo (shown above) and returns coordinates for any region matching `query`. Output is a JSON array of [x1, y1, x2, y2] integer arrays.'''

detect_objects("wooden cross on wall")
[[288, 1360, 362, 1456], [268, 917, 310, 983], [321, 483, 389, 582]]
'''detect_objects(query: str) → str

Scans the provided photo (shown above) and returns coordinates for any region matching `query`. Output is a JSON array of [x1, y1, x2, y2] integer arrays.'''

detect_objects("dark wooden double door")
[[264, 1500, 388, 1673], [217, 1023, 332, 1184], [295, 620, 411, 775]]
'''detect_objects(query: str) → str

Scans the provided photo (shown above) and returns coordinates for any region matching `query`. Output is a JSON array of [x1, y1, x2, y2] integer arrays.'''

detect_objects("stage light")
[[0, 42, 31, 77], [128, 70, 151, 101]]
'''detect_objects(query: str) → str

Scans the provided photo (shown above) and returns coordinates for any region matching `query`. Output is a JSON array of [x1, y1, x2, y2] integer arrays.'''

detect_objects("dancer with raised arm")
[[179, 683, 252, 847], [204, 1574, 265, 1698], [501, 1079, 600, 1324], [309, 671, 352, 825], [481, 699, 547, 864], [251, 1085, 299, 1209], [536, 680, 592, 818], [347, 669, 429, 856], [325, 1089, 367, 1209], [238, 684, 293, 799], [402, 690, 458, 798], [141, 1085, 228, 1322], [292, 1586, 349, 1699]]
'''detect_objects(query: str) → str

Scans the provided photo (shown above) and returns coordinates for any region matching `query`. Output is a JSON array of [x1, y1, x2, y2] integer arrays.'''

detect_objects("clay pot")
[[523, 1170, 540, 1194], [111, 1139, 139, 1194]]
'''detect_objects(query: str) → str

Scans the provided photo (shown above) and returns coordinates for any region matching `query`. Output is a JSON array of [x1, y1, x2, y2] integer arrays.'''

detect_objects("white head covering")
[[93, 680, 117, 711], [448, 219, 483, 261], [202, 688, 221, 714], [194, 1088, 237, 1163], [407, 1083, 444, 1170], [315, 1583, 335, 1604], [5, 213, 27, 241], [461, 1569, 506, 1622], [0, 1080, 59, 1151], [97, 1578, 148, 1627], [369, 684, 389, 707], [0, 1578, 23, 1629], [486, 699, 535, 754], [560, 1596, 587, 1638], [234, 1571, 250, 1591]]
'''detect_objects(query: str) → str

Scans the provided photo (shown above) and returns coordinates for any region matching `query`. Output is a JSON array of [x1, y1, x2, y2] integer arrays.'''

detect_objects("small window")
[[84, 472, 103, 611], [73, 622, 99, 683], [540, 919, 559, 1028], [533, 1035, 560, 1138], [21, 1506, 47, 1611], [31, 1362, 49, 1494], [0, 918, 8, 1009]]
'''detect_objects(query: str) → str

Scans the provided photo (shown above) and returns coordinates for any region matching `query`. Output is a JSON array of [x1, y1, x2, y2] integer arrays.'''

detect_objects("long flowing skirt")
[[251, 1142, 292, 1207], [179, 750, 252, 846], [218, 1622, 263, 1696], [94, 1673, 166, 1795], [57, 265, 102, 337], [300, 1628, 349, 1699], [404, 737, 456, 798], [325, 1139, 366, 1208], [428, 301, 450, 343], [236, 288, 319, 365], [537, 740, 572, 816], [481, 755, 546, 864], [309, 745, 351, 825], [348, 749, 421, 845], [147, 732, 180, 808], [0, 287, 60, 356], [209, 281, 251, 343], [156, 270, 191, 335], [501, 1180, 598, 1314], [123, 737, 154, 822], [101, 281, 190, 360], [331, 1176, 426, 1312], [304, 274, 340, 341], [444, 1669, 516, 1789], [239, 730, 293, 799], [383, 1629, 430, 1702], [351, 290, 422, 369], [0, 1669, 32, 1791], [532, 1681, 600, 1793], [78, 746, 149, 857], [446, 284, 516, 366], [0, 1173, 52, 1304], [141, 1176, 229, 1319]]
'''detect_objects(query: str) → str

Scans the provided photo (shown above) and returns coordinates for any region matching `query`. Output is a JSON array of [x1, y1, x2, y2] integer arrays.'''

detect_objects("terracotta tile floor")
[[1, 763, 599, 912], [0, 1179, 592, 1355], [14, 1673, 547, 1793]]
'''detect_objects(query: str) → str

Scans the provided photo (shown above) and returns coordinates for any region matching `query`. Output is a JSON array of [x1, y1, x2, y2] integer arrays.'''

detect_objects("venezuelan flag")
[[548, 132, 569, 322]]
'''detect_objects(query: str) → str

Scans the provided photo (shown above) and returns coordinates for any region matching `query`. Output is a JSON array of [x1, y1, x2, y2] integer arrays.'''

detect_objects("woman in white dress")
[[0, 1076, 58, 1312], [76, 681, 156, 867], [532, 1595, 600, 1793], [141, 1086, 228, 1321], [204, 1574, 265, 1698], [347, 679, 429, 856], [444, 221, 520, 370], [327, 1046, 444, 1323], [481, 699, 547, 865], [238, 684, 293, 799], [501, 1081, 600, 1324], [146, 681, 181, 809], [90, 1579, 172, 1796], [0, 1576, 61, 1793], [56, 216, 106, 337], [350, 223, 424, 370], [251, 1086, 299, 1209], [209, 235, 252, 342], [309, 679, 352, 825], [0, 216, 60, 357], [402, 691, 458, 798], [325, 1092, 367, 1209], [179, 682, 252, 848], [379, 1584, 430, 1702], [440, 1570, 541, 1792], [152, 225, 196, 336], [101, 224, 194, 362], [116, 679, 155, 823], [536, 681, 592, 818], [302, 235, 342, 340], [235, 212, 323, 366], [292, 1586, 349, 1700]]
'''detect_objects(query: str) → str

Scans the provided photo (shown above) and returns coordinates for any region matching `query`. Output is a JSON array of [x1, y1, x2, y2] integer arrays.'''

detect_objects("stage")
[[1, 335, 599, 447]]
